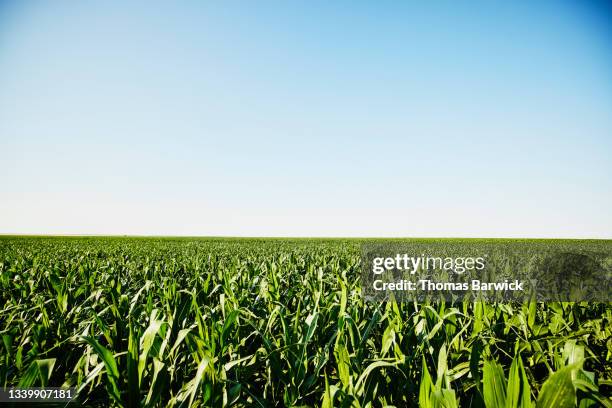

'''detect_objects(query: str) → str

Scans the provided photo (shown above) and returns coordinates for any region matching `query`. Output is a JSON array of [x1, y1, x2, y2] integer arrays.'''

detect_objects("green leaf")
[[354, 360, 397, 394], [436, 343, 448, 391], [35, 358, 56, 387], [81, 335, 122, 404], [144, 358, 168, 408], [431, 388, 458, 408], [420, 356, 433, 408], [506, 354, 532, 408], [186, 354, 213, 407], [17, 361, 40, 388], [483, 359, 507, 408], [536, 363, 581, 408], [335, 342, 351, 388], [139, 310, 164, 382], [127, 323, 140, 408]]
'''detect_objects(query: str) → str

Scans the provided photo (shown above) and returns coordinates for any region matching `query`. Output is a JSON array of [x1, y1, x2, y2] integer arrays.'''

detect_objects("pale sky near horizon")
[[1, 1, 611, 238]]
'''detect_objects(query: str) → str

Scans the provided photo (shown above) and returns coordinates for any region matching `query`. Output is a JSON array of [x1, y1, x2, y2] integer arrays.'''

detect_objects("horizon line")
[[1, 233, 611, 241]]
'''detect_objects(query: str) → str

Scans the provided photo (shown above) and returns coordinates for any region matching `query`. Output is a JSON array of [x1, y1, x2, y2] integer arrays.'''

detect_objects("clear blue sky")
[[1, 1, 611, 237]]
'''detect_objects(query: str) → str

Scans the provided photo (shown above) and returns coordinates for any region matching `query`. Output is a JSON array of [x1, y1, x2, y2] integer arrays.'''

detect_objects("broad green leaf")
[[420, 356, 433, 408], [483, 359, 507, 408], [35, 358, 56, 387], [536, 363, 582, 408]]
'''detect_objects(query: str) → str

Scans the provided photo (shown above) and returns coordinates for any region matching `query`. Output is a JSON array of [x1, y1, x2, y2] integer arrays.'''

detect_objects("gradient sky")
[[1, 1, 611, 237]]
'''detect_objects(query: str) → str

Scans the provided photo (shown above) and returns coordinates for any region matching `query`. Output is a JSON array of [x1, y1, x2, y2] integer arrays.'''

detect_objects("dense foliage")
[[0, 237, 610, 407]]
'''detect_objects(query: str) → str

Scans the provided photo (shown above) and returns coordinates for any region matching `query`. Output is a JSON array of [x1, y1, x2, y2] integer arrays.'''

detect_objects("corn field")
[[0, 237, 610, 407]]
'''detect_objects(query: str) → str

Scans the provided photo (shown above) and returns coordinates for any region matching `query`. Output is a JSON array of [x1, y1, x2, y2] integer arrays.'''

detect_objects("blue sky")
[[1, 1, 611, 237]]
